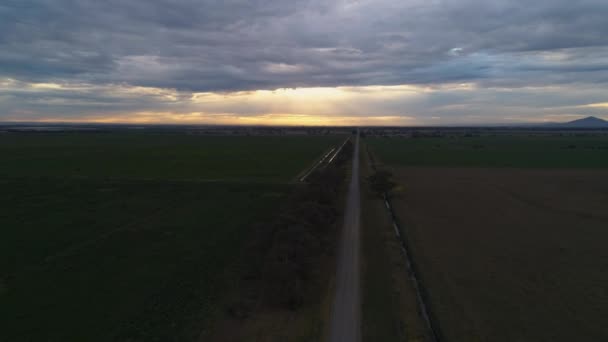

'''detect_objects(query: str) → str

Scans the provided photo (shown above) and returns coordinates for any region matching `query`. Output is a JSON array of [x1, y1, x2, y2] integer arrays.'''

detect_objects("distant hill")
[[550, 116, 608, 128]]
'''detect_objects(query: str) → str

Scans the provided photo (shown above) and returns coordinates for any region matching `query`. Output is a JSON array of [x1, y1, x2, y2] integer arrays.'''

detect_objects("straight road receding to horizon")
[[329, 131, 361, 342]]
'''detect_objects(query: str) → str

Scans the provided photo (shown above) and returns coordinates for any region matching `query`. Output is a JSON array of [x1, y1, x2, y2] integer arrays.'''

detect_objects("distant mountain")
[[551, 116, 608, 128]]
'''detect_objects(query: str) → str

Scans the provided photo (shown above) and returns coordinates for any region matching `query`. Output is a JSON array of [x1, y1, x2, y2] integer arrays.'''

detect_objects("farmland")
[[368, 135, 608, 168], [367, 134, 608, 341], [0, 133, 340, 181], [0, 132, 342, 341]]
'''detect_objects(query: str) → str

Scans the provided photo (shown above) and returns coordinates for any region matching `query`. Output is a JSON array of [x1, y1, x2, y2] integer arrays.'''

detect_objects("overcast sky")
[[1, 0, 607, 125]]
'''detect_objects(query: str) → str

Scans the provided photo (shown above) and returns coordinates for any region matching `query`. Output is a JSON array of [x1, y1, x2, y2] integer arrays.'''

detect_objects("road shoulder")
[[360, 140, 431, 342]]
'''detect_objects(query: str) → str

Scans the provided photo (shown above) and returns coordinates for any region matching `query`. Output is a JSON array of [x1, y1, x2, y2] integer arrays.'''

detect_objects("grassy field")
[[367, 135, 608, 341], [360, 143, 429, 342], [368, 135, 608, 168], [0, 133, 339, 181], [0, 132, 341, 341]]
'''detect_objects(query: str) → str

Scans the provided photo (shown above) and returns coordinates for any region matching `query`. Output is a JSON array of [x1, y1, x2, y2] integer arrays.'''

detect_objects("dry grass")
[[391, 167, 608, 341], [360, 144, 431, 342]]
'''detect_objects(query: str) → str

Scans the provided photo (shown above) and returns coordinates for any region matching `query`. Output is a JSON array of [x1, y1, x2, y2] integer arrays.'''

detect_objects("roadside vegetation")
[[360, 142, 431, 342], [367, 169, 396, 198], [263, 141, 353, 310], [208, 140, 354, 341]]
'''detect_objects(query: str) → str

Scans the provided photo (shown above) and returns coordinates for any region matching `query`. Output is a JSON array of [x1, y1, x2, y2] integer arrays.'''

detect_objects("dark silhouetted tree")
[[368, 170, 396, 197]]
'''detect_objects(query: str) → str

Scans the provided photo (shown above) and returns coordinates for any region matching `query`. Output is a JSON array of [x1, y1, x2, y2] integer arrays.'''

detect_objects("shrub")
[[368, 170, 396, 197]]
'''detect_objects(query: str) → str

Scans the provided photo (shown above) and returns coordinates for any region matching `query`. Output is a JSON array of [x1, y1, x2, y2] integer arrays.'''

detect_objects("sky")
[[1, 0, 608, 126]]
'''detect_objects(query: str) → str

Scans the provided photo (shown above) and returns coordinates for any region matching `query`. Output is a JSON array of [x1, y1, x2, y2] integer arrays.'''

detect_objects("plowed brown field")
[[392, 167, 608, 342]]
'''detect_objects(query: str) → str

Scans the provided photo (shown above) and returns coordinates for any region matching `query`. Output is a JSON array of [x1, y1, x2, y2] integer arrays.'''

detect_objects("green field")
[[0, 133, 341, 341], [368, 135, 608, 168], [0, 133, 339, 181]]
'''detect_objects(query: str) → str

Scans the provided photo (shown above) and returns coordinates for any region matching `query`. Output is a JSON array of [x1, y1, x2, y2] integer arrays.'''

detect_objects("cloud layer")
[[1, 0, 608, 124]]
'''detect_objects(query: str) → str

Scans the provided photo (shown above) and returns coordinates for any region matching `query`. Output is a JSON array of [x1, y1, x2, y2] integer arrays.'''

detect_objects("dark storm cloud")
[[2, 0, 608, 92], [1, 0, 608, 124]]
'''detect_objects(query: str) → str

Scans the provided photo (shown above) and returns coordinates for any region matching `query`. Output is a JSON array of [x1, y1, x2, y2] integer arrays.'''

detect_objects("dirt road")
[[328, 132, 361, 342]]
